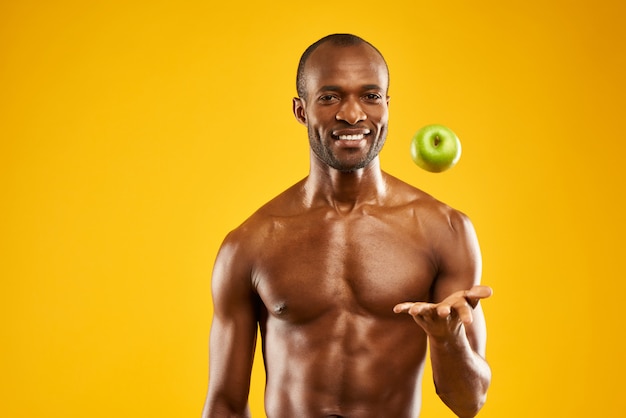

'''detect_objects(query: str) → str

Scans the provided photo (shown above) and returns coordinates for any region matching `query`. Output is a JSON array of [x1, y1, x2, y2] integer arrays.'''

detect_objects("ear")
[[292, 97, 307, 125]]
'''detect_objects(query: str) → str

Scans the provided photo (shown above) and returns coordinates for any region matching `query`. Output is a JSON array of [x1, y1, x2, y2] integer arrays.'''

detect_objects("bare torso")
[[239, 173, 453, 417], [204, 37, 490, 418]]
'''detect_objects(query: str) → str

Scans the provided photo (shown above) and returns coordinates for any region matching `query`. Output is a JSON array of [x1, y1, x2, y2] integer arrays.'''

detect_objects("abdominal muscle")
[[261, 308, 428, 418]]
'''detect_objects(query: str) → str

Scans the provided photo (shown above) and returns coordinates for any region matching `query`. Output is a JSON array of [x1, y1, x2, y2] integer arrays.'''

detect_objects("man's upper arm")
[[432, 209, 487, 356], [204, 230, 258, 416]]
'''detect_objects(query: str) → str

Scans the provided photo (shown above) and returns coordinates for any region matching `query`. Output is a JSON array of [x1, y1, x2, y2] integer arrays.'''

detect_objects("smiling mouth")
[[333, 129, 371, 141], [338, 134, 365, 140]]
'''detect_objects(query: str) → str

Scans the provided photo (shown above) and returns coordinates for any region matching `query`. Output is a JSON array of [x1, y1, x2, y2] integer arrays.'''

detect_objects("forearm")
[[429, 332, 491, 418]]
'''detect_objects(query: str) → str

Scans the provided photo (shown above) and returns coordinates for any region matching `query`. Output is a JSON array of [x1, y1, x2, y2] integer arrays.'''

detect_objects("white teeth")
[[338, 134, 365, 140]]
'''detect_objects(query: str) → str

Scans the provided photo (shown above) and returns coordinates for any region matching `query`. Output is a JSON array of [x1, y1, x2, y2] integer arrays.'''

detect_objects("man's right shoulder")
[[213, 209, 277, 279], [221, 180, 306, 250]]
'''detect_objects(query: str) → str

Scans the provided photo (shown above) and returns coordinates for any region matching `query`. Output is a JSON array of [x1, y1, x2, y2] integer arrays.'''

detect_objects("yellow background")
[[2, 1, 625, 417]]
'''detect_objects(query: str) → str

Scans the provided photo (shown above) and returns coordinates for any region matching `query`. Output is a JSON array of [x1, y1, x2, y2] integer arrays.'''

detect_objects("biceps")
[[432, 215, 482, 302], [209, 239, 259, 385], [209, 311, 258, 377]]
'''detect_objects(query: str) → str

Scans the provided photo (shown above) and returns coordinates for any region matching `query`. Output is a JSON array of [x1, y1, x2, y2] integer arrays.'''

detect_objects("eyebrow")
[[316, 84, 385, 93], [362, 84, 385, 91]]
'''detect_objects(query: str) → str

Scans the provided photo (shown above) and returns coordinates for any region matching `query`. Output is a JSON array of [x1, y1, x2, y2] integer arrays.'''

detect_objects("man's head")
[[296, 34, 389, 101], [293, 34, 391, 173]]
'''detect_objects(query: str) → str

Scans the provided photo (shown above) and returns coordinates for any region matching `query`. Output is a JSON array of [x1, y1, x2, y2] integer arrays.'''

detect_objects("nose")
[[336, 97, 367, 125]]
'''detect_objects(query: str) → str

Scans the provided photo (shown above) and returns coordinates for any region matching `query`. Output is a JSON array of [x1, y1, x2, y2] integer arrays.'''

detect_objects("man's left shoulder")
[[384, 173, 472, 229]]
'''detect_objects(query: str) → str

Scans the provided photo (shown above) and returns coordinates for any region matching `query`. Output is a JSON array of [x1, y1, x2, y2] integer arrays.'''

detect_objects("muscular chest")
[[252, 212, 436, 322]]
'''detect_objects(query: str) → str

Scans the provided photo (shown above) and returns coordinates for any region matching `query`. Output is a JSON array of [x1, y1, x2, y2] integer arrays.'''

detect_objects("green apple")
[[410, 124, 462, 173]]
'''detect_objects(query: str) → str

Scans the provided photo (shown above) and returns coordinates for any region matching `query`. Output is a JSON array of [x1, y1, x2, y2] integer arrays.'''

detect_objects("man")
[[202, 33, 492, 418]]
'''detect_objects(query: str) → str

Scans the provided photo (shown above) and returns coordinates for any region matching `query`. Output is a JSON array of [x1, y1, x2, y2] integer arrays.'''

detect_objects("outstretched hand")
[[393, 285, 492, 338]]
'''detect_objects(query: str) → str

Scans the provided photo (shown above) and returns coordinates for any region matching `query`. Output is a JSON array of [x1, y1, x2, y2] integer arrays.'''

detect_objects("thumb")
[[465, 285, 493, 307]]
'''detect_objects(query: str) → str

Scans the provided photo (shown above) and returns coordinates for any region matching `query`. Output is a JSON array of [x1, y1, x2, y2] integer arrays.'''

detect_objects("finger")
[[394, 302, 436, 317], [408, 302, 434, 318], [467, 285, 493, 299], [452, 298, 474, 324], [465, 285, 493, 308], [393, 302, 415, 314], [436, 304, 452, 319]]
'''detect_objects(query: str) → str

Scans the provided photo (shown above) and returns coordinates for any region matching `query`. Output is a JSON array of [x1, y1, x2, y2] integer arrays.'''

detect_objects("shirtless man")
[[202, 33, 492, 418]]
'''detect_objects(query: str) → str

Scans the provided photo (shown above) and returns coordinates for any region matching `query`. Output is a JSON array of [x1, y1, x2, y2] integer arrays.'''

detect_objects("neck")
[[303, 154, 387, 213]]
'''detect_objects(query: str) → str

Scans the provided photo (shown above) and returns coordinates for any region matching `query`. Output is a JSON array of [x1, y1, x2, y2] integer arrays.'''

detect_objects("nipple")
[[273, 302, 287, 316]]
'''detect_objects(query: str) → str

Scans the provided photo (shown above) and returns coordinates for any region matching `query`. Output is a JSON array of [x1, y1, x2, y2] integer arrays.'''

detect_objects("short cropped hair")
[[295, 33, 389, 99]]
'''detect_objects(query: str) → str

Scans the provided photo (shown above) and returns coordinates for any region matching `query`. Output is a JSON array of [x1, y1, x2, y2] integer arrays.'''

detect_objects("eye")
[[318, 94, 339, 104], [364, 93, 383, 102]]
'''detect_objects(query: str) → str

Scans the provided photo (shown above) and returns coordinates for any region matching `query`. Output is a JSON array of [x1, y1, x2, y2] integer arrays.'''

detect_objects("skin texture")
[[202, 35, 491, 418]]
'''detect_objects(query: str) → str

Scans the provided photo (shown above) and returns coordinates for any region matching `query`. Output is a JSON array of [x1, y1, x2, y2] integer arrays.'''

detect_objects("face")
[[293, 42, 390, 173]]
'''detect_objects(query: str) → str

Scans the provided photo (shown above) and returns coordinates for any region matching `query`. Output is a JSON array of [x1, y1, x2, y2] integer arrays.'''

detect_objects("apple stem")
[[434, 135, 441, 147]]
